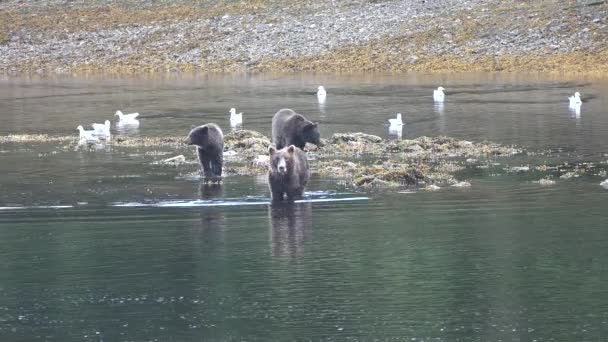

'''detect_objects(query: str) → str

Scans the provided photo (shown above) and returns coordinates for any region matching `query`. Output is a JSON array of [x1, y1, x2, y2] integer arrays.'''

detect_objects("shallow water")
[[1, 73, 608, 341]]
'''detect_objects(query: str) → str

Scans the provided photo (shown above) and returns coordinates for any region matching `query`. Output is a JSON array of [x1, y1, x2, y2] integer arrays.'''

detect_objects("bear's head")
[[269, 145, 296, 175], [302, 122, 322, 146], [185, 125, 210, 147]]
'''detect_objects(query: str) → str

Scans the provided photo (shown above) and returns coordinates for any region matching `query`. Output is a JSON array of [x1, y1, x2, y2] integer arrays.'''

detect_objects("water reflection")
[[198, 183, 223, 199], [254, 173, 269, 191], [116, 120, 140, 135], [318, 100, 326, 115], [569, 103, 581, 119], [268, 202, 312, 258], [196, 183, 226, 240], [434, 101, 445, 115]]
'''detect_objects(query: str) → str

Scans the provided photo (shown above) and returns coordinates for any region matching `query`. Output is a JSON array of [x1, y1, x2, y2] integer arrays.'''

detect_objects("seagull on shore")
[[388, 113, 403, 127], [229, 108, 243, 126], [433, 86, 445, 102], [92, 120, 111, 136], [568, 92, 582, 106], [77, 125, 98, 142], [115, 110, 139, 122]]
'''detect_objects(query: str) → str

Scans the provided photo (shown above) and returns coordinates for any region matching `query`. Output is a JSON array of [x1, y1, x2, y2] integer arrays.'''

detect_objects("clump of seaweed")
[[0, 134, 75, 143], [112, 136, 185, 148], [0, 130, 525, 190], [223, 130, 271, 159]]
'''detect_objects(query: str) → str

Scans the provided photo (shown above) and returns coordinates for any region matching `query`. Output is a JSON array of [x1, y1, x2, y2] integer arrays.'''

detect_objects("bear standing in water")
[[271, 108, 322, 150], [185, 123, 224, 180], [268, 145, 310, 202]]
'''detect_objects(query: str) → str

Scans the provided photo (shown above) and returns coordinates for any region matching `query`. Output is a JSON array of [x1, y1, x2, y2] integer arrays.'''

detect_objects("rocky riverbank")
[[1, 0, 606, 75]]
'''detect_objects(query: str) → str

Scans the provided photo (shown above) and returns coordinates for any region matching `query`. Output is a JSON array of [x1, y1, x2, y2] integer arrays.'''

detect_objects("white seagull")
[[568, 92, 582, 106], [388, 124, 403, 138], [77, 125, 98, 142], [317, 86, 327, 97], [115, 110, 140, 122], [92, 120, 111, 136], [229, 108, 243, 126], [317, 86, 327, 104], [388, 113, 403, 126], [433, 86, 445, 102]]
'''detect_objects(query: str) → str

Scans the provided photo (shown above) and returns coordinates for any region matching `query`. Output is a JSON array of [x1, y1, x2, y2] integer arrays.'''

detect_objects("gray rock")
[[406, 55, 419, 64]]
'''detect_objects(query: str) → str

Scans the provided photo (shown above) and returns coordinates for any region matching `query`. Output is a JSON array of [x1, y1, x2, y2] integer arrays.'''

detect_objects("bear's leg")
[[271, 191, 284, 202], [212, 157, 223, 178], [200, 158, 213, 179], [286, 188, 304, 201]]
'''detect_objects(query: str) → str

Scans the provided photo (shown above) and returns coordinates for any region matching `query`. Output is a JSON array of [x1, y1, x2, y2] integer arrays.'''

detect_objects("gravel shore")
[[0, 0, 606, 75]]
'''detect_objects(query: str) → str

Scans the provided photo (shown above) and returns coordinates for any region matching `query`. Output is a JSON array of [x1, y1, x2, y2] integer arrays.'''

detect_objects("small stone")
[[406, 55, 419, 64], [451, 181, 471, 188], [425, 184, 441, 191], [536, 178, 555, 186]]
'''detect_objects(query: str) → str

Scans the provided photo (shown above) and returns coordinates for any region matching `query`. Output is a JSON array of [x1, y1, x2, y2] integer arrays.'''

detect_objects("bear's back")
[[272, 108, 306, 149], [206, 123, 224, 147]]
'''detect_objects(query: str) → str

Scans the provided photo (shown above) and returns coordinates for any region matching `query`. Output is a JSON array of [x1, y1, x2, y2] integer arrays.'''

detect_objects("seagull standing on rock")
[[433, 87, 445, 102]]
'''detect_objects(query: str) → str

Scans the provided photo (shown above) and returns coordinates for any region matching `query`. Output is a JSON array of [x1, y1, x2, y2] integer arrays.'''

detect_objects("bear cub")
[[268, 145, 310, 202], [271, 108, 322, 150], [185, 123, 224, 180]]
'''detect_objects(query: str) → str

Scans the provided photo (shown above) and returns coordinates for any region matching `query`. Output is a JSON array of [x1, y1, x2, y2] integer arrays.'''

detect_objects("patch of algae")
[[0, 134, 75, 143], [223, 130, 272, 159], [0, 130, 522, 189]]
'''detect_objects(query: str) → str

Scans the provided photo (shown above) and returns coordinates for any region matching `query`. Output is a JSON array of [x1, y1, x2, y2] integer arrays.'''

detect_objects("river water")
[[1, 74, 607, 341]]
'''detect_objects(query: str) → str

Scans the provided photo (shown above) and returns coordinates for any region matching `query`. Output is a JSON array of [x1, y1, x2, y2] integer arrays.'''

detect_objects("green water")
[[1, 74, 607, 341]]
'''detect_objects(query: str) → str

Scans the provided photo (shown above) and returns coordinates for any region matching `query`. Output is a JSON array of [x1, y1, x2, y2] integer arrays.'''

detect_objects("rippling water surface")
[[1, 74, 607, 341]]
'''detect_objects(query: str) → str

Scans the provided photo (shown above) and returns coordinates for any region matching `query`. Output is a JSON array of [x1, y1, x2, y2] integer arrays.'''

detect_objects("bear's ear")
[[304, 122, 315, 130], [269, 146, 276, 155], [200, 126, 209, 133], [287, 145, 296, 154], [313, 122, 318, 127]]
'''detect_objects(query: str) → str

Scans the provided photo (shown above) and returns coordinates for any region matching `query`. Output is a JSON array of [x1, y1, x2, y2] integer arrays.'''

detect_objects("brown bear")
[[184, 123, 224, 180], [268, 145, 310, 202], [271, 108, 322, 150]]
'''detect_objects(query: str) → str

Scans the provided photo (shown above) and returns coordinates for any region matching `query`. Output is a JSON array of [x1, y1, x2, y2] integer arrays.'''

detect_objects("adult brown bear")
[[268, 145, 310, 202], [271, 108, 321, 150]]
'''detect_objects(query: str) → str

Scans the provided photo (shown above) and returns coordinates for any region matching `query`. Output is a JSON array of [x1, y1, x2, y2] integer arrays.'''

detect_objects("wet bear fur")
[[185, 123, 224, 180], [268, 145, 310, 202], [271, 108, 321, 150]]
